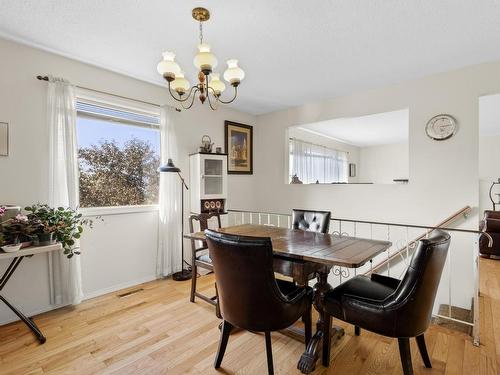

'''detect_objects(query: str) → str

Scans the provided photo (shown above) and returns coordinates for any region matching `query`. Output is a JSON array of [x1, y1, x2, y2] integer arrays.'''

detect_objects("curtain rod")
[[36, 75, 181, 112]]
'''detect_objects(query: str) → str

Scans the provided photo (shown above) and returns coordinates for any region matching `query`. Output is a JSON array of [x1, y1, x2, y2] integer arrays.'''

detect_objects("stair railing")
[[226, 207, 491, 346]]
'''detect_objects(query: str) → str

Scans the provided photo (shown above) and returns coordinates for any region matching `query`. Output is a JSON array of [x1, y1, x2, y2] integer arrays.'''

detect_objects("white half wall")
[[252, 61, 500, 310], [0, 37, 256, 324], [357, 142, 409, 184]]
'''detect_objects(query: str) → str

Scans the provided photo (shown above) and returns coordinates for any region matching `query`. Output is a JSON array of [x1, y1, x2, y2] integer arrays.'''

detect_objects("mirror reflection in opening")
[[288, 108, 409, 185]]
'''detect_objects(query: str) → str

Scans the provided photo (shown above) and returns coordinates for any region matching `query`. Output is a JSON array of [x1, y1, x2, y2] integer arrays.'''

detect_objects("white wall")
[[251, 62, 500, 224], [0, 37, 256, 324], [252, 61, 500, 309], [358, 142, 409, 184]]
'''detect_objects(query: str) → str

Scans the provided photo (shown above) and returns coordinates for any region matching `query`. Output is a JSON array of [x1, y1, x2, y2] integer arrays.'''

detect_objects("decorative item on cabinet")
[[199, 135, 214, 153], [190, 152, 228, 214]]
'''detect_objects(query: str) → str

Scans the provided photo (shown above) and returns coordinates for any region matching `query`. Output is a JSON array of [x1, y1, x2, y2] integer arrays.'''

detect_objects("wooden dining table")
[[185, 224, 392, 374]]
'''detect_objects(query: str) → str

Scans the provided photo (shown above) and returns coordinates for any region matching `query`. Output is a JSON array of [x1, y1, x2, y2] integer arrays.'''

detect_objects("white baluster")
[[448, 234, 452, 319], [387, 225, 391, 276], [473, 234, 480, 346]]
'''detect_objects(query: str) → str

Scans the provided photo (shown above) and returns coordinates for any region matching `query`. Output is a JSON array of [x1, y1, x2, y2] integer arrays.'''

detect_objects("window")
[[289, 138, 348, 184], [76, 98, 161, 208]]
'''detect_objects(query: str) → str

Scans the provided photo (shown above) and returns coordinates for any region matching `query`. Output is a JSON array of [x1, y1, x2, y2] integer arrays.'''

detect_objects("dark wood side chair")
[[322, 230, 451, 375], [189, 213, 221, 316], [292, 209, 331, 233], [205, 229, 313, 375]]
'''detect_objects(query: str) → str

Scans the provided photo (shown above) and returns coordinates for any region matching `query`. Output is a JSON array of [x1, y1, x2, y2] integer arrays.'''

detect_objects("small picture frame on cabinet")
[[0, 122, 8, 156]]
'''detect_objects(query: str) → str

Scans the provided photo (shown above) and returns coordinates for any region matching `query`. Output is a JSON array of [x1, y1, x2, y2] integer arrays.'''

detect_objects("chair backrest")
[[189, 213, 221, 251], [292, 209, 331, 233], [386, 230, 451, 336], [205, 229, 305, 332]]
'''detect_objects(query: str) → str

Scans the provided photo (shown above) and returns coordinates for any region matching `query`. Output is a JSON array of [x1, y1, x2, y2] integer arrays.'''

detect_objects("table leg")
[[297, 268, 344, 374], [0, 295, 46, 343], [0, 256, 47, 344]]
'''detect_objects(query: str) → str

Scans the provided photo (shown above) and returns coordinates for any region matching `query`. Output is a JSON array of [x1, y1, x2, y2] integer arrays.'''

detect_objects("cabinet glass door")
[[203, 158, 224, 195]]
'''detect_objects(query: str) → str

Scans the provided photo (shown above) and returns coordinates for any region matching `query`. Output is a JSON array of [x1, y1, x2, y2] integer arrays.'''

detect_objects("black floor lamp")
[[158, 158, 192, 281]]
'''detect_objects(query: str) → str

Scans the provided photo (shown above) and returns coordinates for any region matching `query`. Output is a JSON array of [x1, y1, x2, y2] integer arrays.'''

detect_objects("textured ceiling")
[[1, 1, 500, 114]]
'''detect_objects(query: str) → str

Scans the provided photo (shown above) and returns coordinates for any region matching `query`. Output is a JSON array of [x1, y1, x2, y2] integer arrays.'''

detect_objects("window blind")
[[76, 101, 160, 127]]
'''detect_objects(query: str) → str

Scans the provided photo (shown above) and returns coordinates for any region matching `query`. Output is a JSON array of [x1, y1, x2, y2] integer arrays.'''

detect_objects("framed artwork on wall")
[[224, 121, 253, 174], [0, 122, 8, 156]]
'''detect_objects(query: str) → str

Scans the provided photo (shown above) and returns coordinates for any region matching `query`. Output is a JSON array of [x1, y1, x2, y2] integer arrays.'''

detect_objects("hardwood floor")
[[0, 259, 499, 374]]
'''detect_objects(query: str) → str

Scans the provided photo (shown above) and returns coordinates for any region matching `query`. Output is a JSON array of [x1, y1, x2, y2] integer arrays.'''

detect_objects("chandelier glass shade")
[[157, 7, 245, 110]]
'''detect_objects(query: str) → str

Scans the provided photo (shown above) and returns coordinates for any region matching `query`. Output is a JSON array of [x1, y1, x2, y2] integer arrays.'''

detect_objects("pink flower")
[[0, 206, 6, 216], [14, 214, 28, 223]]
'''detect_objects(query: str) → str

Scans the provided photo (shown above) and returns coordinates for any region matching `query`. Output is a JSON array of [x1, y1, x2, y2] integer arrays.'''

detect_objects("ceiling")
[[297, 109, 409, 147], [480, 94, 500, 136], [1, 1, 500, 115]]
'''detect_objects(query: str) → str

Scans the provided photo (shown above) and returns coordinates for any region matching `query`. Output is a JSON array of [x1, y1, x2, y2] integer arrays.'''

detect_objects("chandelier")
[[157, 7, 245, 110]]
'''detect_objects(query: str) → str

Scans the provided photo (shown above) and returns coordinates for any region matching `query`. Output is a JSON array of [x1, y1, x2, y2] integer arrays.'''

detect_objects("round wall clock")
[[425, 114, 457, 141]]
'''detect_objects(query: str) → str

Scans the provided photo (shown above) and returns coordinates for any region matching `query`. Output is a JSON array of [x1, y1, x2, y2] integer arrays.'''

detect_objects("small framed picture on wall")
[[224, 121, 253, 174], [0, 122, 8, 156]]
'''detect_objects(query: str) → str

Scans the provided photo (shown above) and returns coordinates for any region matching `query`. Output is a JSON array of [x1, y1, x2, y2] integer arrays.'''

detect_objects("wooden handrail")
[[364, 206, 472, 275]]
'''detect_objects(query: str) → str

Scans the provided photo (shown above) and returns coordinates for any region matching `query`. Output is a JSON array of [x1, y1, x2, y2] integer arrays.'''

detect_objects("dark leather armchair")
[[292, 209, 331, 233], [323, 230, 451, 375], [479, 210, 500, 258], [189, 213, 221, 317], [205, 229, 313, 375]]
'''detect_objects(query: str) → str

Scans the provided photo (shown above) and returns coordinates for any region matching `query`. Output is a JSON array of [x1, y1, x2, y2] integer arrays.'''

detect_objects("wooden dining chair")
[[322, 230, 451, 375], [205, 229, 313, 375], [189, 212, 221, 317]]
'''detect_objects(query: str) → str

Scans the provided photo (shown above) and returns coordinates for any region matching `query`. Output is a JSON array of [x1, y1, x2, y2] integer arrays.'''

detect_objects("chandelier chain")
[[199, 21, 203, 44]]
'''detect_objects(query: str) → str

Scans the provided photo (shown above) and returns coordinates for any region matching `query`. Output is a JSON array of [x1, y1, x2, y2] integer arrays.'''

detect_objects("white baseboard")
[[0, 274, 158, 326], [83, 274, 158, 300]]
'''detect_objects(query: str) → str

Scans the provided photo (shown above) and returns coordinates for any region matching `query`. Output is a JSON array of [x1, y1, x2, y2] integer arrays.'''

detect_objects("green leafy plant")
[[25, 204, 95, 258]]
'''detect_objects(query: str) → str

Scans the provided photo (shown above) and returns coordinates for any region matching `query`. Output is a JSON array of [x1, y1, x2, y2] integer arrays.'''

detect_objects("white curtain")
[[47, 76, 84, 305], [290, 138, 348, 184], [157, 106, 183, 277]]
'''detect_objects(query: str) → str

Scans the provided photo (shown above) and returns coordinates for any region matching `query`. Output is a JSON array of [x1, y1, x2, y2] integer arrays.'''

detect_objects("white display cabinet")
[[189, 153, 228, 214]]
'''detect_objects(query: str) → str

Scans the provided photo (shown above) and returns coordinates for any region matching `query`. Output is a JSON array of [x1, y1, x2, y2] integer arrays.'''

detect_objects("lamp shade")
[[157, 51, 181, 81], [193, 43, 218, 73], [158, 158, 181, 173], [210, 73, 226, 96], [223, 59, 245, 85], [171, 72, 190, 95]]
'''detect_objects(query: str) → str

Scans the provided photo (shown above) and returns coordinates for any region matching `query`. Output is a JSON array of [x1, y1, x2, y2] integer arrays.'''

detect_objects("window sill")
[[80, 205, 159, 217]]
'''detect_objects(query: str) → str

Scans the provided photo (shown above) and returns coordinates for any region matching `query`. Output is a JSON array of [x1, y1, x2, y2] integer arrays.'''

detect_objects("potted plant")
[[0, 207, 37, 247], [25, 204, 95, 258]]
